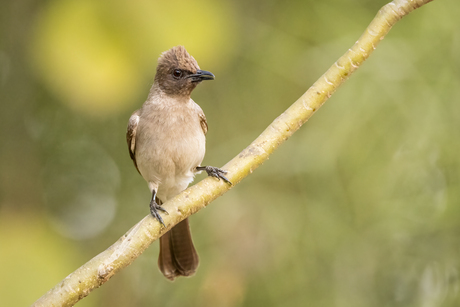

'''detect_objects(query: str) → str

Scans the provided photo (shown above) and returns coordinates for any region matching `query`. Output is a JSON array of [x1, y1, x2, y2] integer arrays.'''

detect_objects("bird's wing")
[[199, 112, 208, 135], [127, 110, 140, 173]]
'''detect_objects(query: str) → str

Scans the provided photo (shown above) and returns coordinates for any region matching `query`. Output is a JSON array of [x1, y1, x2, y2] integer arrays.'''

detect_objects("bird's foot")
[[197, 166, 232, 185], [149, 200, 168, 227]]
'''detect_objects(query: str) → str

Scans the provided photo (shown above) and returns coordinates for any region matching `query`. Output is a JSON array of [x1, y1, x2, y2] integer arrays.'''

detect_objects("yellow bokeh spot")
[[30, 0, 237, 117], [0, 211, 96, 307]]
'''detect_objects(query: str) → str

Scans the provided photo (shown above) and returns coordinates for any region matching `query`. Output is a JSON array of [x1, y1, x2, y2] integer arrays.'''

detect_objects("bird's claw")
[[198, 166, 232, 185], [149, 200, 168, 227]]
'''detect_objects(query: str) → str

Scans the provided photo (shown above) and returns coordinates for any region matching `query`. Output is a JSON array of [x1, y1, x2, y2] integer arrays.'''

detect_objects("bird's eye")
[[172, 69, 183, 78]]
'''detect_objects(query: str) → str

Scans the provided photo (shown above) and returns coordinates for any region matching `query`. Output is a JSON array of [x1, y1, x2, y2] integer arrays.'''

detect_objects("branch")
[[32, 0, 435, 306]]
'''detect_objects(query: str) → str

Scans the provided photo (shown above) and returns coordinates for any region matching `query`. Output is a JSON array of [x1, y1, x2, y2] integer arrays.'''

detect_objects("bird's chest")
[[137, 107, 206, 170]]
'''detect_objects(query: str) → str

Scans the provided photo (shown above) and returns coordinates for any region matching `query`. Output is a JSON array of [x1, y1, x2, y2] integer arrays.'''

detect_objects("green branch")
[[32, 0, 435, 306]]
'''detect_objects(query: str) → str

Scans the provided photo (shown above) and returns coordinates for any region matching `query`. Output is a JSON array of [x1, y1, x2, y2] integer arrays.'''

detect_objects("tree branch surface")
[[32, 0, 435, 306]]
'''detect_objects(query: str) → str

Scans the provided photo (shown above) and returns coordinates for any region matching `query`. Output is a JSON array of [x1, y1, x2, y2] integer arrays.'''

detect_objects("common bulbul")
[[126, 46, 229, 281]]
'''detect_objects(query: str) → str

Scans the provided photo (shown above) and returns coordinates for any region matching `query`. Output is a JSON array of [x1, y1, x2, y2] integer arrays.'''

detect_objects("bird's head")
[[154, 46, 215, 97]]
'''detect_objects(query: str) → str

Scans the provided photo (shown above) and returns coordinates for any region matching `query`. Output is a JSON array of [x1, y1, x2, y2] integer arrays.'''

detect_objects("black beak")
[[188, 70, 215, 82]]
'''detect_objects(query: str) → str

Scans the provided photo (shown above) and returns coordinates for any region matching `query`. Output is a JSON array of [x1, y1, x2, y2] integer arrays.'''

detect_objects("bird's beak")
[[188, 70, 215, 82]]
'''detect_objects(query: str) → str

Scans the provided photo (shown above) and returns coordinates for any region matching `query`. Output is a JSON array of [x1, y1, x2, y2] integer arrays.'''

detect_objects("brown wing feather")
[[199, 113, 208, 135], [126, 110, 140, 173]]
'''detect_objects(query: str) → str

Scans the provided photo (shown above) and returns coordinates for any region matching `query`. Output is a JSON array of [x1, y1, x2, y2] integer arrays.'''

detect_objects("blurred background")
[[1, 0, 459, 306]]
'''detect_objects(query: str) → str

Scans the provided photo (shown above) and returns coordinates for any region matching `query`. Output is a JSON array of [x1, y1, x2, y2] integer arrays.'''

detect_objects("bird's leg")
[[149, 189, 168, 227], [196, 166, 232, 185]]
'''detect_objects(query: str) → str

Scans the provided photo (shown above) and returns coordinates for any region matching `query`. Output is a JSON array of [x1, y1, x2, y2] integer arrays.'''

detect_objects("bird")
[[126, 46, 230, 281]]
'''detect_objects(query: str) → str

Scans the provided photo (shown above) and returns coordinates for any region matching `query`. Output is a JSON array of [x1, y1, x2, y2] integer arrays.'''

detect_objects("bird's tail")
[[158, 217, 199, 281]]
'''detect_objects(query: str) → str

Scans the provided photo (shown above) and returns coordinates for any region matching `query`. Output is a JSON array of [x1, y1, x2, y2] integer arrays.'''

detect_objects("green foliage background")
[[1, 0, 459, 306]]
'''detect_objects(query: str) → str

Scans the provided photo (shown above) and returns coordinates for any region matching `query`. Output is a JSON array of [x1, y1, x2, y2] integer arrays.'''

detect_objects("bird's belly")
[[136, 123, 206, 200]]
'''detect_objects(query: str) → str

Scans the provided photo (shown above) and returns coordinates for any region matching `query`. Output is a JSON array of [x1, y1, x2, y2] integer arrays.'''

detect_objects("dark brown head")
[[154, 46, 215, 97]]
